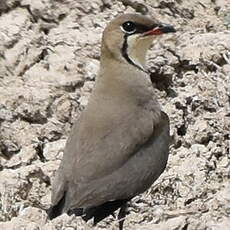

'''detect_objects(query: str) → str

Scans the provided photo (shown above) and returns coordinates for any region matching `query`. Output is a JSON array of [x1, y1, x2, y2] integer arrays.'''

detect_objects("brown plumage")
[[48, 13, 176, 229]]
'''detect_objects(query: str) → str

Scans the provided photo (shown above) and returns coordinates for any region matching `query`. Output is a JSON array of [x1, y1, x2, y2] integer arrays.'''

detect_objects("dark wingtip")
[[47, 204, 65, 220], [47, 193, 66, 220], [86, 199, 129, 225], [47, 206, 58, 220]]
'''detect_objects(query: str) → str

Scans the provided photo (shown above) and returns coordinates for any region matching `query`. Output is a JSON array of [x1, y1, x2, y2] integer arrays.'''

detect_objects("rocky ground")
[[0, 0, 229, 229]]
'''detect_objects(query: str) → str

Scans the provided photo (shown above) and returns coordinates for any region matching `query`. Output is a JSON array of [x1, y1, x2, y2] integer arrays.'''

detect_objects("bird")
[[48, 13, 176, 229]]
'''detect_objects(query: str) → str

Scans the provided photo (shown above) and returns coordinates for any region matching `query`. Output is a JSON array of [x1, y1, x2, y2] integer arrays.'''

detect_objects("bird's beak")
[[143, 23, 176, 36]]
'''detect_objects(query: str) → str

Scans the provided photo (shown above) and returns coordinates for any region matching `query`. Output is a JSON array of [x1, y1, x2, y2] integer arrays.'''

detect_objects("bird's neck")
[[100, 39, 148, 73], [96, 55, 159, 110], [88, 50, 162, 124]]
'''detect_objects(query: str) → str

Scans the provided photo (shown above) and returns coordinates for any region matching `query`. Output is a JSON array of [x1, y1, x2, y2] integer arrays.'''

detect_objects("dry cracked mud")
[[0, 0, 230, 229]]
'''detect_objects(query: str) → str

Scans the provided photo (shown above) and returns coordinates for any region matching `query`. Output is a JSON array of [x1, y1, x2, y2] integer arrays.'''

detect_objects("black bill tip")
[[158, 23, 176, 33]]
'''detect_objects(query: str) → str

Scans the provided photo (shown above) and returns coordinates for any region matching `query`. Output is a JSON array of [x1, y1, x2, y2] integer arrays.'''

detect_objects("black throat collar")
[[121, 34, 148, 74]]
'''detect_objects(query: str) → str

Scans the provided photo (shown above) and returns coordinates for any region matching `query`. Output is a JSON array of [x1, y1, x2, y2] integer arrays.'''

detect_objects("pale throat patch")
[[126, 34, 154, 70]]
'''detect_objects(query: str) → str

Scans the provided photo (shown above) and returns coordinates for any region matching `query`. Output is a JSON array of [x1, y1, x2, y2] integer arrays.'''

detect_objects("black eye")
[[121, 21, 136, 34]]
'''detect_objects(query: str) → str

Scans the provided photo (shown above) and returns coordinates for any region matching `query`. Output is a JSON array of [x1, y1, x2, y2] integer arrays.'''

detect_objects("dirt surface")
[[0, 0, 230, 229]]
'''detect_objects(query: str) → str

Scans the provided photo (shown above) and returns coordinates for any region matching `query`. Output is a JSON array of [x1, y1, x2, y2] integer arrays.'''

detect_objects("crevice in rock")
[[40, 15, 58, 24], [0, 140, 21, 161], [60, 79, 85, 92], [202, 56, 228, 72], [0, 0, 20, 16], [17, 110, 48, 125], [155, 1, 194, 19], [167, 48, 199, 78], [150, 70, 177, 97], [29, 166, 50, 186], [100, 0, 111, 11], [150, 71, 172, 90], [18, 48, 48, 77], [118, 0, 148, 15], [181, 223, 189, 230], [0, 2, 38, 23], [34, 138, 46, 163], [175, 102, 188, 136], [177, 123, 186, 136], [58, 13, 67, 21], [20, 4, 38, 23]]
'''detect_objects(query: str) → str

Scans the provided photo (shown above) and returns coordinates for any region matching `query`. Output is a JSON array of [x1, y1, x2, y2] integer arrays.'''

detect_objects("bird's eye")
[[121, 21, 136, 34]]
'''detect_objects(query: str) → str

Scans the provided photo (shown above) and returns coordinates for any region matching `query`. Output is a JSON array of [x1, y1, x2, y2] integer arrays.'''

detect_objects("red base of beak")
[[144, 28, 163, 36], [143, 24, 176, 36]]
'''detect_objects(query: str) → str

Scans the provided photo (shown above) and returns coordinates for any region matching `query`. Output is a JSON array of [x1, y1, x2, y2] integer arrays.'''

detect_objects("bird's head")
[[101, 14, 176, 71]]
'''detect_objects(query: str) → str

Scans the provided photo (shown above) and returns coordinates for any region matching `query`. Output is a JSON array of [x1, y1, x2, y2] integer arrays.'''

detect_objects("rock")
[[0, 0, 230, 229]]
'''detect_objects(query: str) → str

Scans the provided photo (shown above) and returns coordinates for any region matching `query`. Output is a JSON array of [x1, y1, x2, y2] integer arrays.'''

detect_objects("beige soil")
[[0, 0, 230, 229]]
